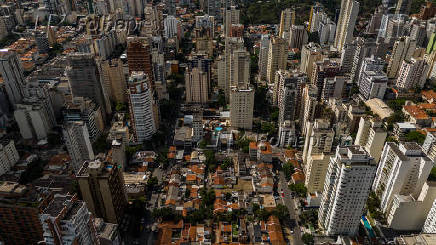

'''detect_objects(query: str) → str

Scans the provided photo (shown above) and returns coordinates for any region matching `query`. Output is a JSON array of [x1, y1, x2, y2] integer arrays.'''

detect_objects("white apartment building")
[[340, 41, 358, 74], [279, 8, 294, 37], [0, 139, 19, 176], [0, 50, 25, 106], [278, 120, 297, 148], [266, 36, 287, 84], [40, 194, 97, 245], [63, 121, 95, 172], [230, 49, 250, 87], [303, 119, 335, 193], [359, 70, 388, 100], [101, 59, 127, 103], [396, 57, 429, 90], [387, 37, 417, 78], [373, 142, 434, 214], [354, 117, 387, 162], [321, 76, 346, 101], [423, 197, 436, 233], [289, 25, 308, 50], [387, 181, 436, 230], [358, 56, 385, 78], [14, 103, 52, 141], [301, 85, 319, 134], [258, 35, 270, 81], [128, 72, 157, 142], [303, 119, 334, 162], [334, 0, 359, 51], [350, 37, 377, 83], [224, 6, 239, 37], [318, 18, 336, 45], [422, 131, 436, 161], [308, 3, 324, 33], [185, 67, 209, 104], [318, 145, 376, 236], [164, 15, 179, 38], [229, 85, 254, 130], [300, 43, 323, 81], [219, 37, 244, 99]]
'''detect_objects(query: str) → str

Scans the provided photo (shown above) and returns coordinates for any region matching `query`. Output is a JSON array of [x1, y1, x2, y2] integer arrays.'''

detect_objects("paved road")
[[279, 171, 303, 245]]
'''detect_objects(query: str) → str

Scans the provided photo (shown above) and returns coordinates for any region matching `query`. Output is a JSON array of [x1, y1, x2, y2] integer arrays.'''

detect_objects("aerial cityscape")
[[1, 0, 436, 244]]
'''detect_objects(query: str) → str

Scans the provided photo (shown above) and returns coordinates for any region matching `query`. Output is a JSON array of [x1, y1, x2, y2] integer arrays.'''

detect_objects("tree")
[[147, 176, 159, 191], [235, 138, 250, 153], [19, 159, 48, 184], [47, 132, 62, 146], [115, 102, 127, 112], [270, 109, 279, 122], [429, 167, 436, 181], [289, 183, 307, 197], [221, 157, 233, 170], [367, 191, 384, 221], [283, 161, 295, 181], [216, 89, 227, 108], [185, 189, 191, 198], [308, 32, 319, 43], [405, 131, 426, 144], [200, 188, 215, 207], [126, 144, 143, 162], [299, 210, 318, 228], [204, 150, 216, 171], [302, 233, 314, 245], [198, 140, 207, 149], [261, 122, 276, 135], [157, 151, 169, 169], [152, 207, 182, 221], [254, 85, 271, 118], [225, 192, 232, 201], [271, 204, 289, 222], [254, 207, 270, 221], [386, 111, 405, 131], [92, 133, 111, 154]]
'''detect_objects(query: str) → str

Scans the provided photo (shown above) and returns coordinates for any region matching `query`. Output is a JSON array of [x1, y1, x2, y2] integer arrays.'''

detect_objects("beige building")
[[218, 37, 245, 99], [195, 37, 213, 57], [373, 142, 434, 216], [279, 8, 295, 37], [354, 116, 387, 162], [334, 0, 359, 51], [230, 49, 250, 87], [387, 37, 417, 78], [101, 59, 127, 103], [387, 181, 436, 231], [77, 157, 128, 224], [266, 37, 287, 84], [185, 67, 209, 104], [224, 6, 240, 37], [396, 57, 429, 91], [300, 43, 323, 82], [303, 119, 335, 193], [230, 85, 254, 129], [305, 153, 331, 193]]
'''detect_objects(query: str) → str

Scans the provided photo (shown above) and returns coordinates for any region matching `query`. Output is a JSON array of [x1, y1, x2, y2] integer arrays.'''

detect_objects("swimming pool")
[[361, 216, 376, 238]]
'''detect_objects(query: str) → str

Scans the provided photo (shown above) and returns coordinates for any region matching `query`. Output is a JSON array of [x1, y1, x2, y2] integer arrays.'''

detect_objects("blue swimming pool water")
[[362, 216, 376, 238]]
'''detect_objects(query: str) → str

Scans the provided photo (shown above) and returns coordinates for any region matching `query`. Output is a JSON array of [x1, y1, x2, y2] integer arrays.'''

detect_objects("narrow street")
[[279, 171, 303, 245]]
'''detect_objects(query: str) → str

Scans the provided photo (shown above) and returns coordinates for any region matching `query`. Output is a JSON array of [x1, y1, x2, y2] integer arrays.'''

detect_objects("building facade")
[[318, 146, 376, 236], [63, 121, 95, 172], [128, 72, 157, 142], [77, 158, 128, 224], [229, 85, 254, 130]]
